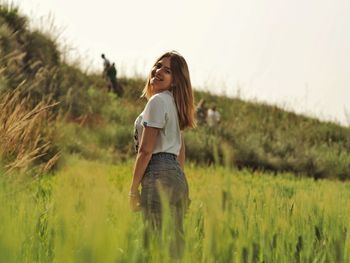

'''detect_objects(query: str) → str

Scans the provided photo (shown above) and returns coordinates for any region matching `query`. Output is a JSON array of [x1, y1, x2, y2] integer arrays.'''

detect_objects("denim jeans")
[[141, 152, 190, 258]]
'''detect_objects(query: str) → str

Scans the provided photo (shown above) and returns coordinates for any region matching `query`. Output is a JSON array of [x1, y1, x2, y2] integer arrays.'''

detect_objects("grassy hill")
[[1, 3, 350, 180]]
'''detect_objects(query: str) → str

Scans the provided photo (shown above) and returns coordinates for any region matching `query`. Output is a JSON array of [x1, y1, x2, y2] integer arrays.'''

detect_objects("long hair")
[[142, 51, 196, 130]]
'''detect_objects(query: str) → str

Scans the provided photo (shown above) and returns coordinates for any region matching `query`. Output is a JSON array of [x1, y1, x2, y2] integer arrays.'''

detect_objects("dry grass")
[[0, 88, 60, 173]]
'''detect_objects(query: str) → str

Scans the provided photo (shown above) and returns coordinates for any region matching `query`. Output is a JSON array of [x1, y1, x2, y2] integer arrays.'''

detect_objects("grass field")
[[1, 4, 350, 263], [1, 156, 349, 262]]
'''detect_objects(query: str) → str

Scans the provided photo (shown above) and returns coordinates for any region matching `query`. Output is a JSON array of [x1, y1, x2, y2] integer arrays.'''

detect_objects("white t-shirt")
[[133, 90, 182, 155]]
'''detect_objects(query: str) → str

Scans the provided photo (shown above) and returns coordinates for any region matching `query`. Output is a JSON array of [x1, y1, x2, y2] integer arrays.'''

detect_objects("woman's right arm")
[[129, 126, 159, 211]]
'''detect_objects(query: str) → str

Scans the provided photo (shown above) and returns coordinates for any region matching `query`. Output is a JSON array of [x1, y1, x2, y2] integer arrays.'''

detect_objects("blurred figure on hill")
[[101, 53, 110, 78], [207, 105, 221, 127], [195, 99, 207, 126], [129, 51, 194, 259], [107, 62, 123, 97], [101, 54, 123, 97]]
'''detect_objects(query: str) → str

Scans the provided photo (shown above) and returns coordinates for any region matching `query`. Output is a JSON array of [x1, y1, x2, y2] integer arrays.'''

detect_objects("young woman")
[[129, 51, 195, 257]]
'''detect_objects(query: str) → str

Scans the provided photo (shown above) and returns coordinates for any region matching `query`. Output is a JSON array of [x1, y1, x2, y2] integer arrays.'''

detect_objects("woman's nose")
[[156, 67, 164, 74]]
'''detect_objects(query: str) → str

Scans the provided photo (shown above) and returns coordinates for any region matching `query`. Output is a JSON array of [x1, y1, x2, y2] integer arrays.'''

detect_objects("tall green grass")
[[1, 158, 349, 262]]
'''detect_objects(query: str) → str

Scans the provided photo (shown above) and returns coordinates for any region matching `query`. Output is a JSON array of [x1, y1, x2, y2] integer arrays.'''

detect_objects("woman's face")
[[150, 56, 173, 94]]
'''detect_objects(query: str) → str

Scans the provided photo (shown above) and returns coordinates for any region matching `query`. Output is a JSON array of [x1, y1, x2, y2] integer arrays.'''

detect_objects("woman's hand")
[[129, 191, 141, 212]]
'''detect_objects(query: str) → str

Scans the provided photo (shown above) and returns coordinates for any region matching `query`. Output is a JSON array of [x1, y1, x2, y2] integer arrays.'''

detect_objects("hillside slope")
[[1, 3, 349, 180]]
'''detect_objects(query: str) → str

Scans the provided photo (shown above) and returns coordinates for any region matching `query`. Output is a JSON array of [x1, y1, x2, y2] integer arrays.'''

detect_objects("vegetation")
[[1, 3, 349, 180], [0, 89, 59, 172], [1, 158, 349, 262], [1, 3, 350, 262]]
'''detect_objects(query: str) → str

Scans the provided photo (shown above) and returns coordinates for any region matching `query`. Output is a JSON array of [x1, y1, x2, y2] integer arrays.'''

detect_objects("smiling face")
[[141, 51, 195, 129], [150, 56, 173, 94]]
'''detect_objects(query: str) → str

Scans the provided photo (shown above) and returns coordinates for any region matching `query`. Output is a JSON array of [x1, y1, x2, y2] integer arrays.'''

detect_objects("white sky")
[[13, 0, 350, 125]]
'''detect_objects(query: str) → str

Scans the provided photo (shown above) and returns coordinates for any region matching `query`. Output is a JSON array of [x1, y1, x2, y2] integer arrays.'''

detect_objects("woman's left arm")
[[129, 126, 159, 210]]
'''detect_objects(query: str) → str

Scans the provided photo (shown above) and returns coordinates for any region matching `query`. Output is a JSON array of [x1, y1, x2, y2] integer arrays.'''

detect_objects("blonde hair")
[[142, 51, 196, 130]]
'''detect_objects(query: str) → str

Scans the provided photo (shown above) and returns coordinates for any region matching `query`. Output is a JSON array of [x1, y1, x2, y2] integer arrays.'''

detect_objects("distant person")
[[101, 53, 110, 78], [107, 62, 123, 96], [101, 54, 123, 96], [207, 105, 221, 127], [195, 99, 207, 126]]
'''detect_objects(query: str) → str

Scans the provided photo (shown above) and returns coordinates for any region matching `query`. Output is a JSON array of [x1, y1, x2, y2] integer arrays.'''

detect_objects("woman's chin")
[[151, 85, 160, 93]]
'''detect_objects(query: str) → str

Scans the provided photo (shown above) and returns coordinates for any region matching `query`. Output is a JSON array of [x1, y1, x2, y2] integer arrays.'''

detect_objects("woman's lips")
[[154, 75, 163, 81]]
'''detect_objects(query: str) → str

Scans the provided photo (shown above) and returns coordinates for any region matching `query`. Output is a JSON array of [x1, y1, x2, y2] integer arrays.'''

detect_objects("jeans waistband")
[[152, 152, 177, 160]]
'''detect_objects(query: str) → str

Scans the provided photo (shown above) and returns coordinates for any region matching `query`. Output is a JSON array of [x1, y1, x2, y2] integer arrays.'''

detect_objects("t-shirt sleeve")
[[142, 96, 167, 129]]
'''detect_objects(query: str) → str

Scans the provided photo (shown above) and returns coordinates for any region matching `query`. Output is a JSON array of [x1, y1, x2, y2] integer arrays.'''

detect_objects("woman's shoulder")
[[149, 91, 172, 104]]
